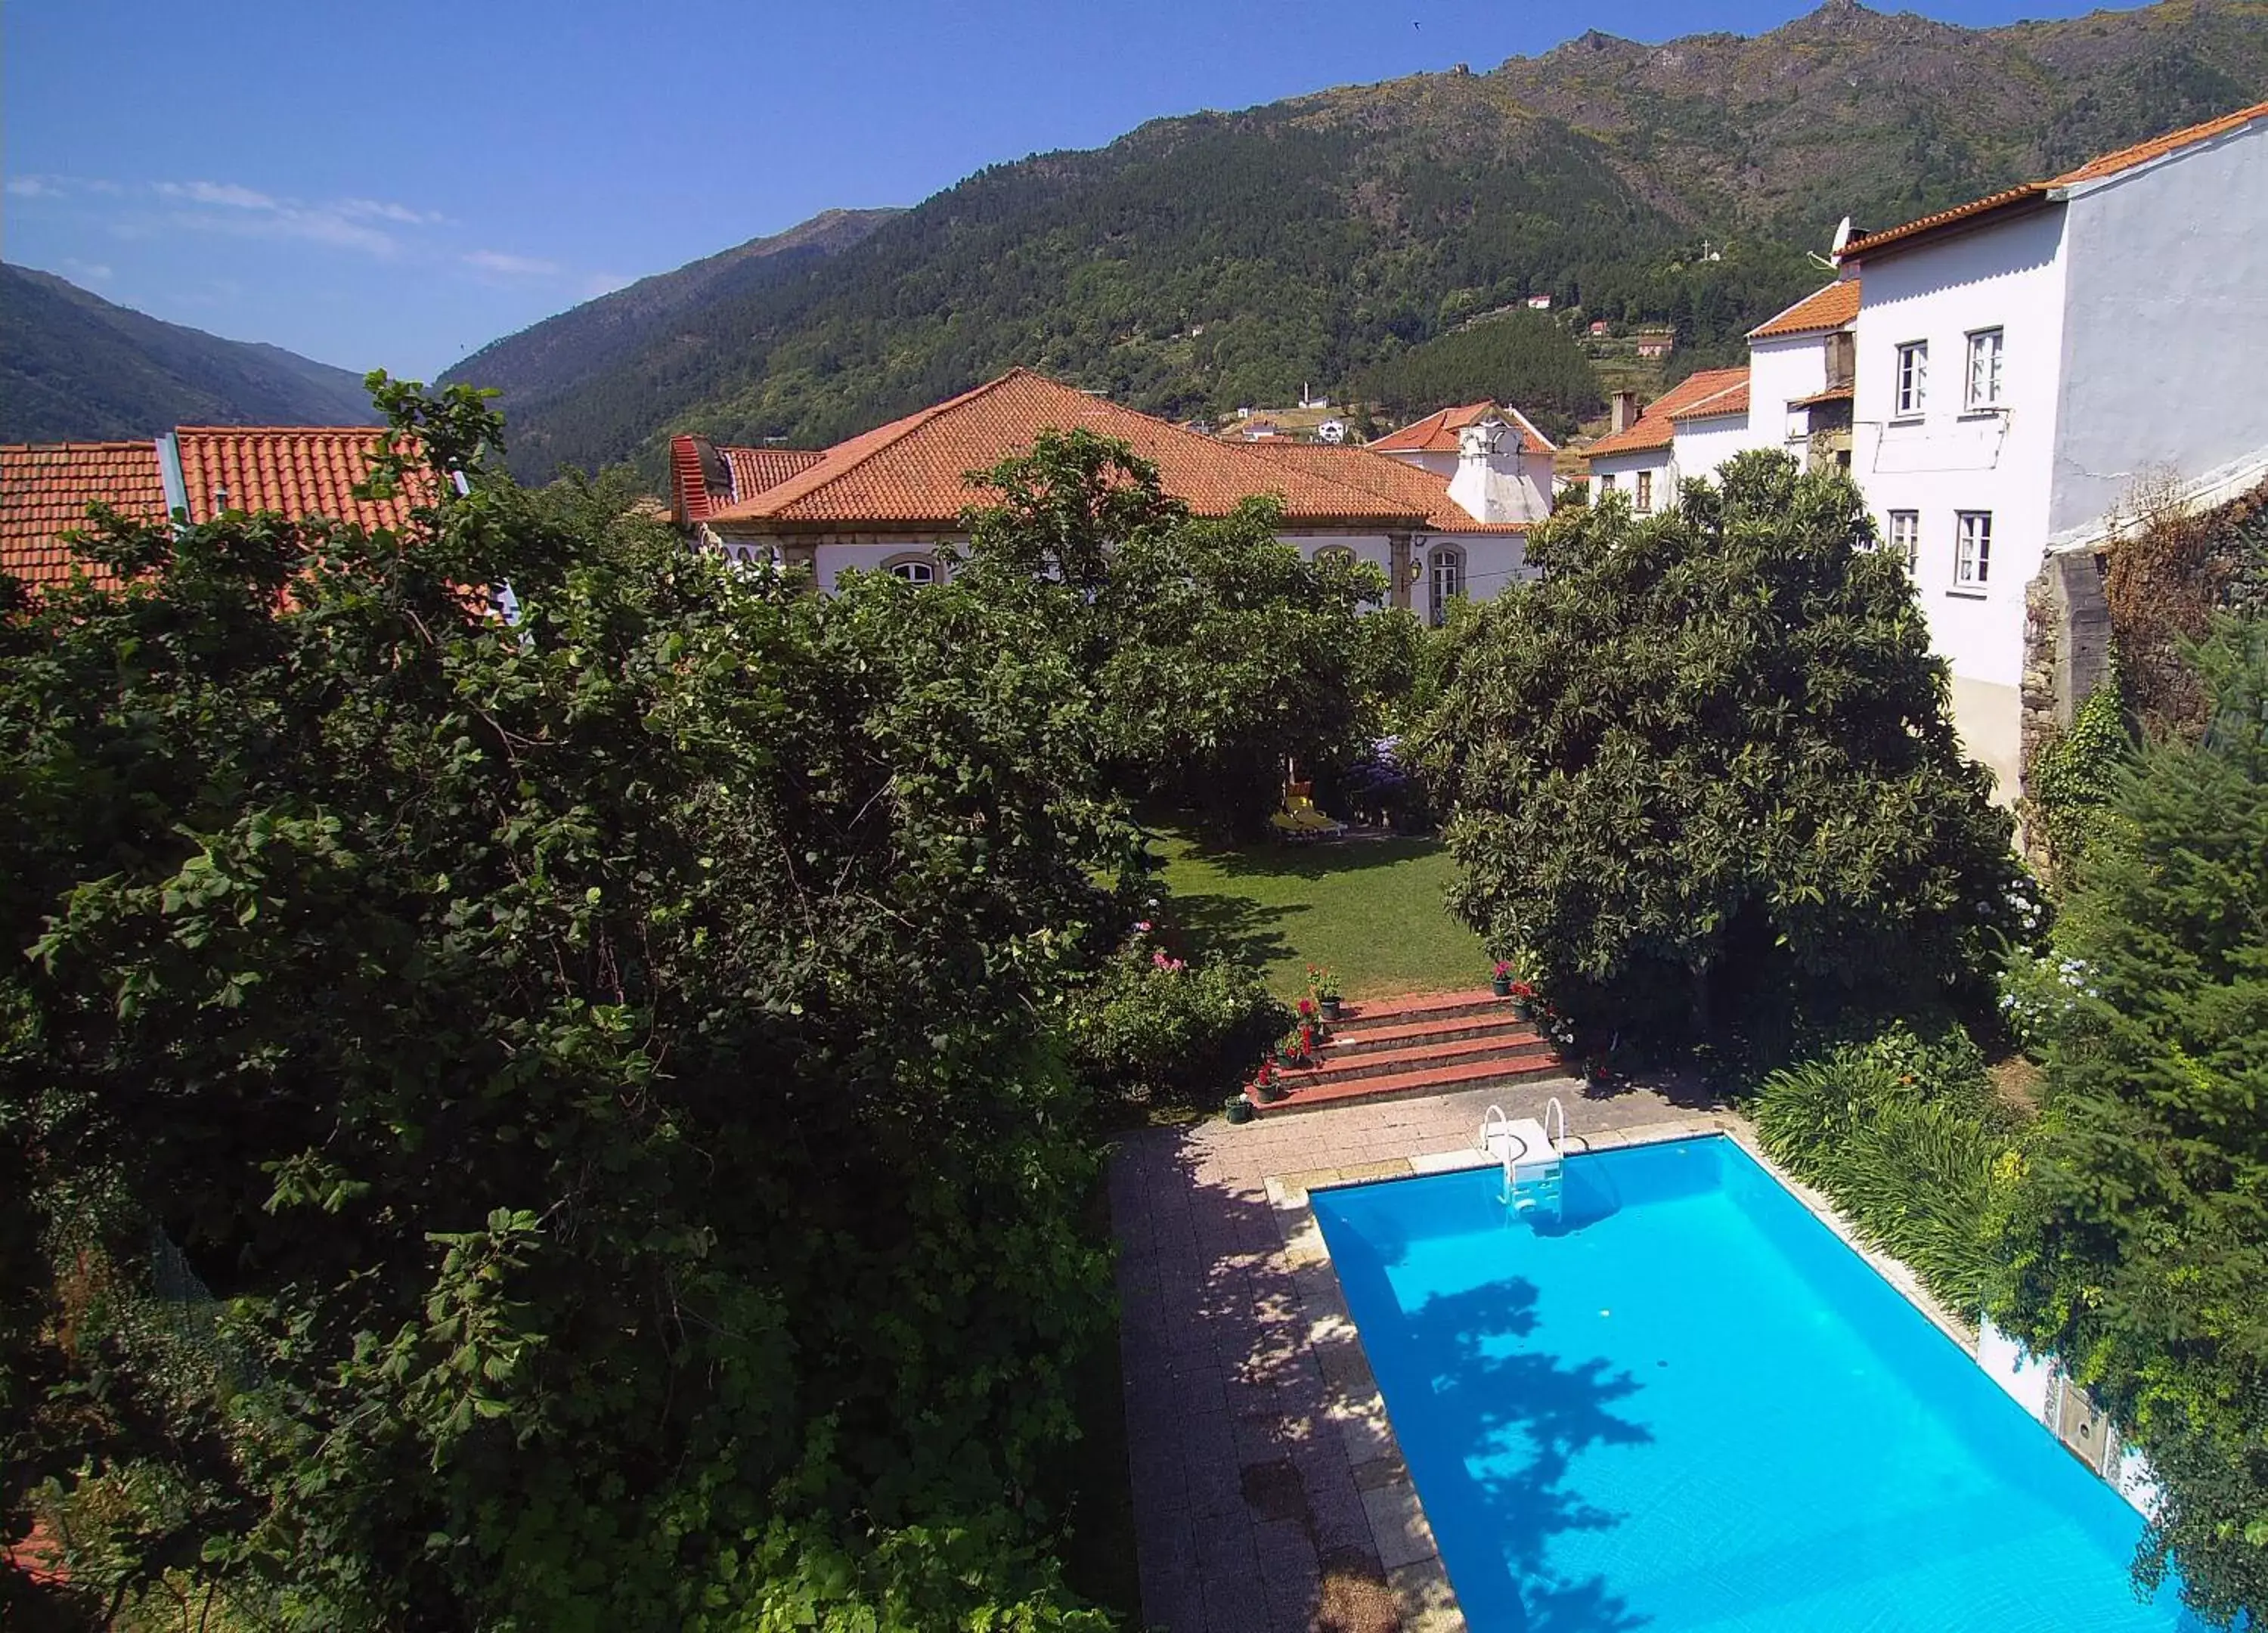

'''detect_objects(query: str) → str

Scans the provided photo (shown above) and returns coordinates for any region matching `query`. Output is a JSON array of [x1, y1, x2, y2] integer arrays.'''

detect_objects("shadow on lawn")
[[1173, 833, 1449, 884], [1168, 888, 1309, 969]]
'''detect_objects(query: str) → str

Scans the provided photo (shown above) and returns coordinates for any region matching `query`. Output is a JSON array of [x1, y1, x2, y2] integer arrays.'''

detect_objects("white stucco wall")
[[1746, 333, 1831, 454], [1448, 444, 1554, 525], [1851, 206, 2071, 795], [1387, 450, 1460, 482], [1588, 449, 1673, 510], [2050, 119, 2268, 534], [1668, 413, 1754, 487]]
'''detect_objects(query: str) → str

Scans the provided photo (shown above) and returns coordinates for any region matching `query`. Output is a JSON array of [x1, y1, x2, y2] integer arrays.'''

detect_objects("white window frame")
[[1965, 328, 2004, 411], [882, 550, 942, 585], [1427, 545, 1465, 627], [1887, 510, 1919, 567], [1955, 511, 1992, 588], [1895, 341, 1928, 417]]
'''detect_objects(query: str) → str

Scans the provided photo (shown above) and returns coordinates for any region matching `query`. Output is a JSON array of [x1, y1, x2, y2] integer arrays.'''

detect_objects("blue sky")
[[6, 0, 2137, 379]]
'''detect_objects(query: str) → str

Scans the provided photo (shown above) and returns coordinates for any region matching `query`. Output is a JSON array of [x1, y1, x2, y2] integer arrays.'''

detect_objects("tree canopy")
[[1994, 621, 2268, 1627], [1412, 451, 2021, 1040], [1, 381, 1122, 1628]]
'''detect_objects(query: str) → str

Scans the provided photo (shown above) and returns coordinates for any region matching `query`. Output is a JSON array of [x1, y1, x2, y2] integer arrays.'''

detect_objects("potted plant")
[[1508, 978, 1536, 1021], [1308, 964, 1343, 1021], [1491, 959, 1514, 998], [1225, 1094, 1255, 1124], [1253, 1061, 1286, 1104]]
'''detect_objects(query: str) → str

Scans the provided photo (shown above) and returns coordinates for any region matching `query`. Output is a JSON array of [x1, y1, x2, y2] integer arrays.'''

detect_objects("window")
[[1956, 512, 1992, 587], [1965, 328, 2004, 410], [1635, 469, 1654, 513], [883, 550, 940, 584], [1428, 547, 1465, 627], [1314, 544, 1358, 567], [1887, 510, 1919, 567], [1895, 341, 1928, 417], [1597, 472, 1617, 494]]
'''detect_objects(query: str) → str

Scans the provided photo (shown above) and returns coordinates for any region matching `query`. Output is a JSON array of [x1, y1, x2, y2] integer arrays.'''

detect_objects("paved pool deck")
[[1108, 1070, 1730, 1633]]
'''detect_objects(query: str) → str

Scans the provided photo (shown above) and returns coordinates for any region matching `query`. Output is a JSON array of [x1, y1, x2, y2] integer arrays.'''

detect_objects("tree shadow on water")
[[1331, 1235, 1656, 1633]]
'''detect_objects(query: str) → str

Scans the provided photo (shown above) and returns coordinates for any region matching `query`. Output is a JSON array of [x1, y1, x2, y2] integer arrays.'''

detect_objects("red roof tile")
[[705, 370, 1427, 529], [175, 426, 429, 528], [1669, 379, 1749, 421], [0, 440, 165, 590], [1842, 100, 2268, 262], [1368, 401, 1557, 454], [1749, 278, 1861, 340], [724, 445, 824, 500], [1790, 384, 1855, 409], [1240, 442, 1530, 533], [1581, 367, 1750, 460]]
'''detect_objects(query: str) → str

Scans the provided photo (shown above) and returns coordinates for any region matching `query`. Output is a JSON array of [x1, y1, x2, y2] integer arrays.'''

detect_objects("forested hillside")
[[445, 0, 2268, 481], [1, 263, 377, 442]]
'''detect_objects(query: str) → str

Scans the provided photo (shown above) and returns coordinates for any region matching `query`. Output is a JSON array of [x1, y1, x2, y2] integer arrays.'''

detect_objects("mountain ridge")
[[438, 0, 2268, 481], [1, 263, 379, 443]]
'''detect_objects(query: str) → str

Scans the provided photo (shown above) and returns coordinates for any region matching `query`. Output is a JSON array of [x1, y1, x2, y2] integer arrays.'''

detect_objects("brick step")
[[1251, 1053, 1572, 1115], [1289, 1030, 1555, 1084], [1325, 987, 1516, 1033], [1327, 1013, 1543, 1055]]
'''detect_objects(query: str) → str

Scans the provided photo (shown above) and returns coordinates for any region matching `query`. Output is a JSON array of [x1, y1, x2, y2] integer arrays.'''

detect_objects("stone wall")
[[2019, 548, 2112, 798]]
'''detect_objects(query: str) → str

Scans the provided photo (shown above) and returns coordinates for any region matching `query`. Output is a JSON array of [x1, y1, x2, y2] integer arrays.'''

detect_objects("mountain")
[[442, 0, 2268, 482], [0, 263, 378, 442], [441, 208, 900, 478]]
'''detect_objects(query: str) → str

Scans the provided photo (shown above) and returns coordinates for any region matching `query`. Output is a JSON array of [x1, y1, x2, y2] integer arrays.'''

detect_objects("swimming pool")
[[1311, 1135, 2207, 1632]]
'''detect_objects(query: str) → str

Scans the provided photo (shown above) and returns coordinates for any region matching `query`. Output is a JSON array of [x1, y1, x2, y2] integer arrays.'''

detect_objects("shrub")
[[1060, 944, 1290, 1112], [1752, 1024, 2016, 1311], [2022, 671, 2133, 879]]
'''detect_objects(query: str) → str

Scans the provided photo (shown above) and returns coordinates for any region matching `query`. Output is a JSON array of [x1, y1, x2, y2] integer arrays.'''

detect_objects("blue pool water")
[[1311, 1136, 2208, 1633]]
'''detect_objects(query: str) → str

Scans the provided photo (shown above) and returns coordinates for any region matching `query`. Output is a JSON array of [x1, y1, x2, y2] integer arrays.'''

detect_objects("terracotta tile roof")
[[705, 369, 1427, 529], [1368, 401, 1558, 454], [1790, 384, 1855, 409], [1239, 441, 1530, 533], [175, 426, 428, 527], [1749, 278, 1861, 340], [1581, 367, 1750, 460], [1, 440, 165, 590], [724, 446, 824, 500], [1669, 379, 1749, 421], [1842, 99, 2268, 262]]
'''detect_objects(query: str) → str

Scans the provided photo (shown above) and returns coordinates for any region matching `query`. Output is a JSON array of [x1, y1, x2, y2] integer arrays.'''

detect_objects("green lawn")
[[1147, 824, 1488, 1000]]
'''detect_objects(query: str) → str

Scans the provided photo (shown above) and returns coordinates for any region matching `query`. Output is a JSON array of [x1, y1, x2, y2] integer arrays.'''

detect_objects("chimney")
[[1610, 392, 1640, 435]]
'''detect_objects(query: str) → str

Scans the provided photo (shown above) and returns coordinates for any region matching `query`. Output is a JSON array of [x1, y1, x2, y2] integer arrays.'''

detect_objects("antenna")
[[1829, 215, 1854, 260]]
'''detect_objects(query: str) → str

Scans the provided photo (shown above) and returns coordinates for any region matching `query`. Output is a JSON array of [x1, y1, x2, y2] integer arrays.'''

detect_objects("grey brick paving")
[[1109, 1071, 1720, 1632]]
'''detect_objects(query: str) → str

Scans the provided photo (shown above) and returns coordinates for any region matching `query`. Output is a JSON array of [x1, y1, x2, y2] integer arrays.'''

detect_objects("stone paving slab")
[[1108, 1071, 1718, 1632]]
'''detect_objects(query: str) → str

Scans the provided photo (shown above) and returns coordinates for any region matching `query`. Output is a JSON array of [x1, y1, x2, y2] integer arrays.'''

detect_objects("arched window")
[[1428, 545, 1466, 627], [882, 550, 942, 585], [1314, 545, 1358, 569]]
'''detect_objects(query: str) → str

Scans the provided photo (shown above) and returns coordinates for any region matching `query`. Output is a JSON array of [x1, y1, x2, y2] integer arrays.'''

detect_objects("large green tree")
[[0, 382, 1119, 1629], [1994, 621, 2268, 1628], [1413, 451, 2021, 1040], [956, 428, 1400, 836]]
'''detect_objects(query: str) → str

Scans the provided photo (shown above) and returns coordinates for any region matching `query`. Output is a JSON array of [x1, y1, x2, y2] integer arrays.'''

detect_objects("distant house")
[[2, 426, 431, 593], [1524, 294, 1553, 311], [1579, 368, 1751, 516], [671, 369, 1541, 624], [1588, 320, 1611, 336], [1240, 419, 1281, 441], [1635, 335, 1675, 359], [1315, 418, 1349, 445]]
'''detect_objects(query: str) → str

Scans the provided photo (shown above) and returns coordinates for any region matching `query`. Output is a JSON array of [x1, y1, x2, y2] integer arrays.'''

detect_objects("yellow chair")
[[1269, 779, 1346, 841]]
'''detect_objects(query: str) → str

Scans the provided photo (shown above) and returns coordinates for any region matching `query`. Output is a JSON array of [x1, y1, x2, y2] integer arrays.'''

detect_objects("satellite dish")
[[1830, 215, 1854, 259]]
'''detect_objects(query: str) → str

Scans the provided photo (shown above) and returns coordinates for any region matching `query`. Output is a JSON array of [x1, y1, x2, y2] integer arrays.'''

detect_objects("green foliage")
[[2023, 671, 2134, 878], [1752, 1024, 2017, 1312], [1992, 620, 2268, 1627], [1413, 451, 2022, 1044], [1355, 311, 1603, 441], [959, 429, 1390, 838], [0, 381, 1122, 1628], [1059, 936, 1290, 1114]]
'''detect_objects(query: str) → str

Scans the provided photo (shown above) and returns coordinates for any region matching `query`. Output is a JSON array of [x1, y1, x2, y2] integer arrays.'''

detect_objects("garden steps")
[[1248, 987, 1565, 1115]]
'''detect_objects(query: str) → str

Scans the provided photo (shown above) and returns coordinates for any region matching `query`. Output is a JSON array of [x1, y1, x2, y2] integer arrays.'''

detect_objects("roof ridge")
[[711, 373, 1023, 521]]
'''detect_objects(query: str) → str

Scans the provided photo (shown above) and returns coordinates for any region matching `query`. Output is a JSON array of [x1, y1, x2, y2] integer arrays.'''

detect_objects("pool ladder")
[[1479, 1098, 1567, 1216]]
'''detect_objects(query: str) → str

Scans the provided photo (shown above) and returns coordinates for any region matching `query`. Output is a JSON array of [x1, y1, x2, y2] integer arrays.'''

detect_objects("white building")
[[671, 369, 1541, 624], [1837, 97, 2268, 794], [1581, 367, 1749, 513]]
